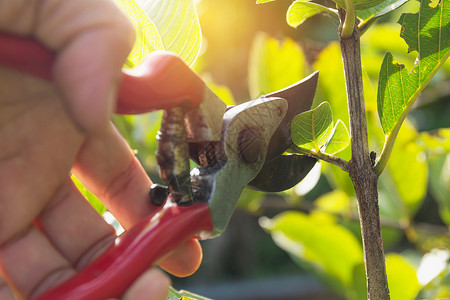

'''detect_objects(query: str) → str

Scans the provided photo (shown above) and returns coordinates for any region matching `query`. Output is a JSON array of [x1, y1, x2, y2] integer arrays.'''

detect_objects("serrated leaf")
[[137, 0, 202, 67], [260, 211, 363, 296], [377, 0, 450, 135], [325, 119, 350, 155], [361, 23, 418, 78], [357, 0, 409, 22], [248, 32, 308, 99], [113, 0, 164, 68], [286, 1, 338, 29], [291, 101, 334, 152]]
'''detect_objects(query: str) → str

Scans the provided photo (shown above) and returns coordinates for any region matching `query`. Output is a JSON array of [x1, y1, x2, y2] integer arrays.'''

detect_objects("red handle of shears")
[[33, 202, 213, 300], [0, 33, 215, 299], [0, 33, 207, 113]]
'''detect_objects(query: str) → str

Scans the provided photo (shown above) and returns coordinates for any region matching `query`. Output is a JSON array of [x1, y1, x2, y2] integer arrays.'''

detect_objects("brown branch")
[[338, 8, 390, 300]]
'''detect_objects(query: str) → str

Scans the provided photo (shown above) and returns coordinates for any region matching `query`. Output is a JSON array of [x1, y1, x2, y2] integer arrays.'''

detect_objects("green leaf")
[[248, 32, 308, 99], [314, 190, 351, 215], [291, 102, 334, 152], [137, 0, 202, 67], [325, 119, 350, 155], [72, 175, 106, 215], [378, 122, 427, 220], [423, 129, 450, 225], [113, 0, 164, 68], [330, 0, 386, 10], [430, 154, 450, 225], [357, 0, 409, 22], [361, 23, 417, 78], [168, 287, 212, 300], [386, 254, 420, 300], [286, 1, 338, 29], [260, 211, 363, 296], [377, 0, 450, 135]]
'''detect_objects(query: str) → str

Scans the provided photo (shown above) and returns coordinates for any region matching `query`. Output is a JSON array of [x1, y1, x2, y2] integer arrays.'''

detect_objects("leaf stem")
[[358, 17, 378, 36], [374, 123, 400, 176], [342, 0, 356, 39]]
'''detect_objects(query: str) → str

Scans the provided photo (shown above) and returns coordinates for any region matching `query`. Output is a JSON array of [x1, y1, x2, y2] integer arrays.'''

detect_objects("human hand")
[[0, 1, 202, 299]]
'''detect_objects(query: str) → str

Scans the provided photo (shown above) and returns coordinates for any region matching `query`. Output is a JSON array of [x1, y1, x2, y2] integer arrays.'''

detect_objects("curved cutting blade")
[[263, 71, 318, 161], [248, 72, 318, 192], [248, 154, 316, 192]]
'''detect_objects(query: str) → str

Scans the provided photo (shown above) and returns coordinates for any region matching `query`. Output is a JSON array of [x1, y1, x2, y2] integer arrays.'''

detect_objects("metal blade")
[[263, 71, 318, 161], [248, 154, 316, 192], [247, 71, 318, 192], [189, 72, 319, 192]]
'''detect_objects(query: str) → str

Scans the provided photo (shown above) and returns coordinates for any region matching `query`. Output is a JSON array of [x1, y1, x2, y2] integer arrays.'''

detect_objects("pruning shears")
[[0, 33, 318, 300]]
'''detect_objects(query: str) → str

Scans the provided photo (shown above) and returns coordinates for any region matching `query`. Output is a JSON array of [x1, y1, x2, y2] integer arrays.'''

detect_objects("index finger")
[[72, 124, 203, 277]]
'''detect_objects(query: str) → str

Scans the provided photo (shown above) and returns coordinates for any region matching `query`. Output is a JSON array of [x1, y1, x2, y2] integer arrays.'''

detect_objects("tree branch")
[[338, 8, 390, 300]]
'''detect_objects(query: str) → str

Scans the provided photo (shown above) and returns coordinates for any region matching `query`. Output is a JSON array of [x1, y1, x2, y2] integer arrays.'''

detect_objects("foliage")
[[375, 0, 450, 173], [114, 0, 201, 67], [136, 0, 202, 66], [254, 0, 450, 299], [385, 254, 420, 300], [260, 211, 364, 299], [248, 32, 309, 98], [261, 0, 387, 10], [286, 1, 338, 28], [357, 0, 409, 21], [85, 0, 450, 299], [112, 0, 163, 68], [291, 101, 350, 155], [291, 102, 334, 152]]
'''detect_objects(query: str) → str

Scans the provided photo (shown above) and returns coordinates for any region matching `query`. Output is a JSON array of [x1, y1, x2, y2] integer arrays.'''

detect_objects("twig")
[[289, 145, 349, 172], [315, 151, 349, 172]]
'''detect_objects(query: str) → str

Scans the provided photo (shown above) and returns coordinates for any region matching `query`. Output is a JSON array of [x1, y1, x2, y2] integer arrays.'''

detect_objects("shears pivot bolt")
[[149, 184, 169, 206]]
